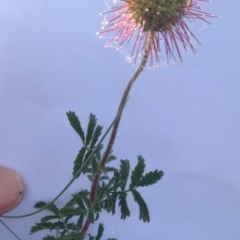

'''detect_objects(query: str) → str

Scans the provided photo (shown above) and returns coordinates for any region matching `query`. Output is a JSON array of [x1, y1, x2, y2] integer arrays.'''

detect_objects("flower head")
[[98, 0, 215, 68]]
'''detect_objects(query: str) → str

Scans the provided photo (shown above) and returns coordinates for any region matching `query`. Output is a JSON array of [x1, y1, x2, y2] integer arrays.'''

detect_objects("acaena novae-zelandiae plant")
[[0, 1, 216, 239]]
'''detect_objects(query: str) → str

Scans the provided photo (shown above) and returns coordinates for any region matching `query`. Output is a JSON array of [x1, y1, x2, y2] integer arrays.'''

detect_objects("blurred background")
[[0, 0, 240, 239]]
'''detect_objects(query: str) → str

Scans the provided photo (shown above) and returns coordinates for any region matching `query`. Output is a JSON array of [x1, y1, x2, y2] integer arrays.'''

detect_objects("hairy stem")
[[80, 32, 153, 238]]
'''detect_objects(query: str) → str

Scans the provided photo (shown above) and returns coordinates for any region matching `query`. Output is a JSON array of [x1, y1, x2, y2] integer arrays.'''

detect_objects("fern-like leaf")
[[129, 156, 145, 189], [119, 160, 130, 190], [95, 223, 104, 240], [131, 189, 150, 223], [85, 114, 97, 146], [66, 111, 85, 142], [118, 196, 130, 219], [137, 170, 164, 187]]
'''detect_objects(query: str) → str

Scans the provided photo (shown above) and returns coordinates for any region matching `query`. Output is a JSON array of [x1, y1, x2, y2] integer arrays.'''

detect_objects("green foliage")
[[129, 156, 145, 189], [30, 191, 90, 238], [71, 113, 103, 178], [72, 147, 87, 177], [119, 160, 130, 190], [118, 196, 130, 219], [95, 223, 104, 240], [137, 169, 164, 187], [131, 190, 150, 222], [43, 236, 56, 240], [66, 111, 85, 143], [31, 112, 164, 240], [85, 114, 97, 146], [34, 201, 59, 215]]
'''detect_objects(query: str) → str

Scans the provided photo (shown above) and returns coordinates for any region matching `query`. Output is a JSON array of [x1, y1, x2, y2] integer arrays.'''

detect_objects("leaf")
[[118, 196, 130, 219], [72, 193, 86, 210], [119, 160, 130, 190], [105, 177, 116, 191], [90, 125, 103, 149], [95, 223, 104, 240], [30, 222, 53, 234], [64, 212, 74, 223], [59, 222, 76, 231], [131, 189, 150, 223], [82, 149, 95, 173], [59, 207, 84, 216], [81, 193, 90, 208], [88, 234, 95, 240], [34, 201, 47, 209], [72, 147, 86, 177], [137, 170, 164, 187], [41, 215, 59, 222], [99, 175, 110, 181], [46, 202, 59, 215], [31, 221, 76, 234], [61, 232, 85, 240], [91, 157, 99, 175], [107, 154, 117, 163], [66, 111, 85, 142], [105, 194, 113, 212], [110, 193, 118, 215], [112, 191, 126, 197], [64, 198, 76, 208], [95, 212, 100, 221], [109, 180, 125, 192], [113, 169, 120, 183], [88, 210, 95, 224], [34, 202, 59, 215], [85, 114, 97, 146], [129, 156, 145, 189], [43, 236, 56, 240], [76, 214, 85, 231]]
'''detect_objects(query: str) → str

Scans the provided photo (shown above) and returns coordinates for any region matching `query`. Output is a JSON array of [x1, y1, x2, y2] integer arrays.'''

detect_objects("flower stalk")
[[80, 31, 153, 237]]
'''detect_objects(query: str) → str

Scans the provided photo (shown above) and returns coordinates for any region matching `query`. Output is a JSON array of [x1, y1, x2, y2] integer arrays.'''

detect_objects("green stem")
[[0, 220, 22, 240]]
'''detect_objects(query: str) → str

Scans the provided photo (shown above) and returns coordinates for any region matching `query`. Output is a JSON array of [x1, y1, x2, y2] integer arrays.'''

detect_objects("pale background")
[[0, 0, 240, 239]]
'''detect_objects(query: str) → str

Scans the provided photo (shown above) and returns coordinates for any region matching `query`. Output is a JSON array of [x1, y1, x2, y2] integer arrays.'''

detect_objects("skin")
[[0, 167, 24, 215]]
